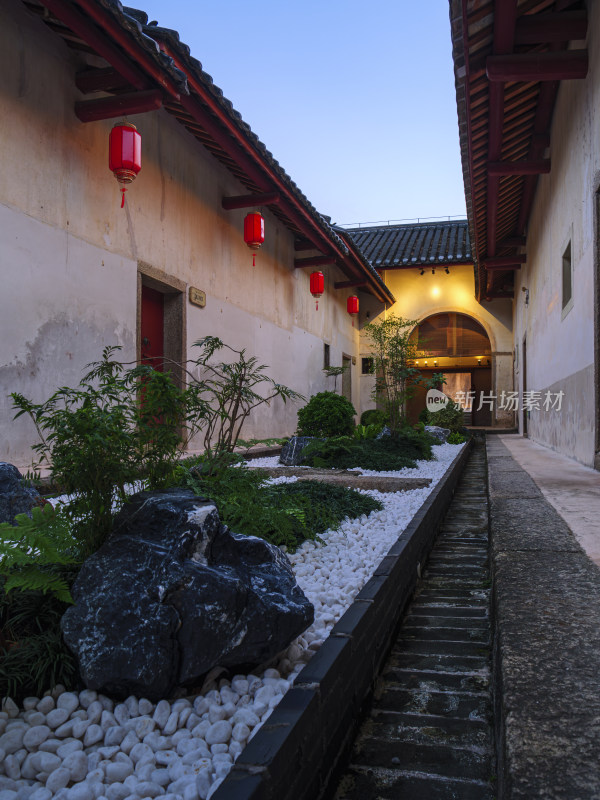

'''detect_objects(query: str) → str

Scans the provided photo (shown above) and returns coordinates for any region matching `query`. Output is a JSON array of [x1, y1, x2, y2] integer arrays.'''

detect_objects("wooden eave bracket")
[[484, 254, 526, 270], [75, 89, 162, 122], [294, 256, 337, 269], [488, 159, 551, 176], [222, 192, 281, 210], [333, 280, 367, 289], [486, 51, 588, 82]]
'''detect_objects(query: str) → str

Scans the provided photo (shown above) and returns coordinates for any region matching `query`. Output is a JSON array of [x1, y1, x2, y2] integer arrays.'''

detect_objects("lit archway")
[[408, 312, 493, 426]]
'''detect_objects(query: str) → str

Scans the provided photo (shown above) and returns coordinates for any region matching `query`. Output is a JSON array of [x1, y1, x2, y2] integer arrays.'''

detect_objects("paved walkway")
[[487, 436, 600, 799], [497, 434, 600, 567]]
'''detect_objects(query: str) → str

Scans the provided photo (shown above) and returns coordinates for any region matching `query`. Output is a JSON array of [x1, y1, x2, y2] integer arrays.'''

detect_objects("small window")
[[562, 241, 572, 313], [362, 357, 374, 375], [323, 343, 330, 369]]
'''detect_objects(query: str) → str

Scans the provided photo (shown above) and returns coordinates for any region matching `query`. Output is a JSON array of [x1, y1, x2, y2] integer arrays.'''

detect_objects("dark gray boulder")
[[61, 489, 314, 700], [279, 436, 319, 466], [0, 462, 42, 524], [425, 425, 451, 443]]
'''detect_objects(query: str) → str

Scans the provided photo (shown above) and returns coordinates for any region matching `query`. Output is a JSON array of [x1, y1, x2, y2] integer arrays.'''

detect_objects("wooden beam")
[[75, 90, 162, 122], [333, 280, 367, 289], [514, 11, 587, 45], [484, 255, 526, 269], [294, 239, 316, 251], [485, 292, 514, 300], [499, 236, 526, 248], [487, 51, 588, 82], [221, 192, 280, 210], [75, 67, 132, 94], [42, 0, 148, 90], [294, 256, 337, 269], [488, 159, 551, 176]]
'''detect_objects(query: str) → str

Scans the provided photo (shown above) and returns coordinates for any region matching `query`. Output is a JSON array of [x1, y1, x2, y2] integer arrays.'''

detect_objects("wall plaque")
[[188, 287, 206, 308]]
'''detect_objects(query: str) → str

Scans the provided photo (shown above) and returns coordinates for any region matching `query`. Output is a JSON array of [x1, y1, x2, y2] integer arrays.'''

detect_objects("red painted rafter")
[[488, 159, 551, 176], [294, 256, 337, 269], [487, 51, 588, 82], [222, 192, 280, 210], [514, 11, 587, 45], [75, 89, 162, 122], [45, 0, 149, 90]]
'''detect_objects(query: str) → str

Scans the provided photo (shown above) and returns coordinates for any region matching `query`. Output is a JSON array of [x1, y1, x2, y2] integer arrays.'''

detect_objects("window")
[[562, 241, 573, 314], [323, 343, 330, 369], [362, 357, 374, 375]]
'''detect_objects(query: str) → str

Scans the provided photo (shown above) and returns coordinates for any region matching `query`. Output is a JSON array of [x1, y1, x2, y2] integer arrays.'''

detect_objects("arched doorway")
[[407, 312, 493, 426]]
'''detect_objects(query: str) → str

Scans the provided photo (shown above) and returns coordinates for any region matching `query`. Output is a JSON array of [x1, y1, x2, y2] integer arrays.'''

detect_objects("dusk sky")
[[137, 0, 466, 226]]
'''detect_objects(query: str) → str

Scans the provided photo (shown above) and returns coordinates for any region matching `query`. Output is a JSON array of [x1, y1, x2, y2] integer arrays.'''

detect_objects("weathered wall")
[[359, 264, 514, 425], [0, 0, 366, 468], [512, 1, 599, 466]]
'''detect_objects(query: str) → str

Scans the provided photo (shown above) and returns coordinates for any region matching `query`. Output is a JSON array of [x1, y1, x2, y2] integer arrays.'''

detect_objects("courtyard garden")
[[0, 318, 466, 799]]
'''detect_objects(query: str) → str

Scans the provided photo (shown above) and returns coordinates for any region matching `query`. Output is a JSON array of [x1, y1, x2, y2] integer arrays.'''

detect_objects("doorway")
[[342, 354, 352, 402], [137, 265, 186, 389], [141, 286, 165, 370]]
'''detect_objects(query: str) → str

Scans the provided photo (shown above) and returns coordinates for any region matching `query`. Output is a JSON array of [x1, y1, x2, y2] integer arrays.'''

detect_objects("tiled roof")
[[343, 221, 472, 270], [20, 0, 393, 303]]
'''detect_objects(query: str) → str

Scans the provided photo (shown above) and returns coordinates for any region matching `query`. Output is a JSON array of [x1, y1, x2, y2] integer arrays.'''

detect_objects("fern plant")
[[0, 504, 80, 603]]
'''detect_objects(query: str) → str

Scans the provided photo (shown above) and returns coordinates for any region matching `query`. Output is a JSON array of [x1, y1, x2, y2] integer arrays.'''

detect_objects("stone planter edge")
[[212, 439, 473, 800]]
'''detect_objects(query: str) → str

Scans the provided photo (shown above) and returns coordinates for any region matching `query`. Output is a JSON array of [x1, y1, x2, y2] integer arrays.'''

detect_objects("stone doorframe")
[[137, 262, 187, 390]]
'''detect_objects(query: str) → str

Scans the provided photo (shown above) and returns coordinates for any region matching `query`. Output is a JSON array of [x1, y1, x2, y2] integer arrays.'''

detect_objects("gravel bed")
[[0, 443, 463, 800]]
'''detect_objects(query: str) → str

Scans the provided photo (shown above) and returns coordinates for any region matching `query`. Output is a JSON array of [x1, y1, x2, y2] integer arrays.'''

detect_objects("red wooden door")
[[141, 286, 164, 371]]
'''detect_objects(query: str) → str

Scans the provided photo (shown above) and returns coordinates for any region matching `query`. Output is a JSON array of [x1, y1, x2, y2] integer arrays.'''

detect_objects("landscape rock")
[[61, 490, 313, 700], [0, 463, 43, 525], [375, 426, 392, 439], [424, 425, 451, 443], [279, 436, 319, 466]]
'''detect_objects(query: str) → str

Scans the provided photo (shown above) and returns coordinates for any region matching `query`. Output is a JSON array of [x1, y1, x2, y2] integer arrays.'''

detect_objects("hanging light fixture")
[[244, 212, 265, 266], [109, 122, 141, 208], [347, 295, 359, 326], [310, 271, 324, 310]]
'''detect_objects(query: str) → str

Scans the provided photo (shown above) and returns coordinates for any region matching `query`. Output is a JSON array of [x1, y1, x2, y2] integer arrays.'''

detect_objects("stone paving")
[[333, 441, 495, 799], [488, 435, 600, 800]]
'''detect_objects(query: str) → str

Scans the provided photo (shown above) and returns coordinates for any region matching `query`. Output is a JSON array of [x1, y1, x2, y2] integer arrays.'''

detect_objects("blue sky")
[[137, 0, 466, 226]]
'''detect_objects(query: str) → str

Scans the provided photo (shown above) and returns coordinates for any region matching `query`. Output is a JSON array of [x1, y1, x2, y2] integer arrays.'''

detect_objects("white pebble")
[[23, 698, 39, 712], [162, 712, 179, 736], [133, 782, 163, 798], [30, 789, 52, 800], [153, 701, 170, 730], [205, 721, 231, 746], [56, 693, 79, 716], [105, 762, 134, 784], [124, 697, 139, 718], [104, 727, 126, 747], [67, 784, 94, 800], [113, 705, 129, 726], [130, 743, 153, 765], [120, 732, 139, 755], [231, 723, 250, 743], [1, 699, 19, 719], [46, 767, 71, 793], [86, 702, 103, 725], [57, 740, 83, 759], [3, 755, 20, 781], [23, 726, 50, 750], [64, 750, 89, 782], [54, 720, 75, 738], [138, 700, 154, 717], [84, 724, 104, 747], [79, 691, 97, 709], [46, 708, 69, 729], [36, 698, 55, 715]]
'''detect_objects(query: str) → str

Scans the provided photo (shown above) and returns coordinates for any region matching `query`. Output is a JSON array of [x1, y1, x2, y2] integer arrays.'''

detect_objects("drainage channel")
[[332, 441, 495, 800]]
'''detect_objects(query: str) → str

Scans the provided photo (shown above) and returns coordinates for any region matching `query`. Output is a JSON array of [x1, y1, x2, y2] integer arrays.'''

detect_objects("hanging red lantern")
[[109, 122, 141, 209], [310, 271, 324, 310], [347, 295, 359, 326], [244, 212, 265, 266]]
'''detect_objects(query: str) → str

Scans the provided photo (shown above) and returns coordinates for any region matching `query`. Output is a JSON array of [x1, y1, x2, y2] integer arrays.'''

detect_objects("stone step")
[[372, 687, 490, 719], [332, 442, 495, 800], [335, 765, 495, 800]]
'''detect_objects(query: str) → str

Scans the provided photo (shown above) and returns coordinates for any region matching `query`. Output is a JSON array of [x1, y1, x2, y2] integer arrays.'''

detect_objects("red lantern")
[[109, 123, 141, 208], [244, 212, 265, 266], [310, 271, 324, 310], [347, 295, 359, 326]]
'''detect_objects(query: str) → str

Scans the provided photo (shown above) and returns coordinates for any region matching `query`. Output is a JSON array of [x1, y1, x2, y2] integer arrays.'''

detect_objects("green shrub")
[[360, 409, 387, 427], [300, 430, 434, 471], [297, 392, 356, 438], [422, 399, 465, 433], [180, 461, 381, 551], [447, 431, 467, 444], [0, 571, 79, 703], [353, 424, 381, 441]]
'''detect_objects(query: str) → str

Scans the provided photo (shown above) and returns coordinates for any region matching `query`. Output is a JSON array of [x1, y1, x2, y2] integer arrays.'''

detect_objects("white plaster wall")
[[512, 1, 600, 465], [0, 0, 366, 467]]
